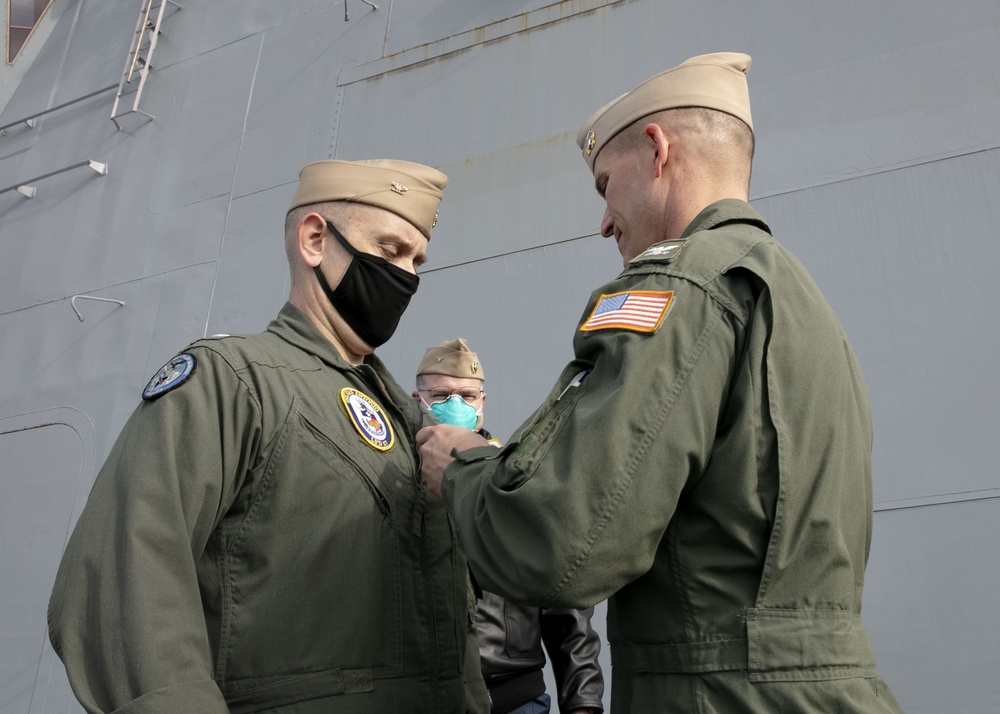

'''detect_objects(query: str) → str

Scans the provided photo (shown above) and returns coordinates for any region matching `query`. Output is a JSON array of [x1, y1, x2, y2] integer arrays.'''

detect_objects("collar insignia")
[[585, 130, 596, 156], [641, 244, 681, 258], [470, 360, 479, 375], [341, 387, 395, 451], [634, 240, 688, 263], [391, 182, 409, 195]]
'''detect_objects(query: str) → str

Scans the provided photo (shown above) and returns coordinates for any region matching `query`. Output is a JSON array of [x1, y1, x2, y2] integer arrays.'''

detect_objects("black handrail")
[[0, 159, 106, 197], [0, 84, 117, 135]]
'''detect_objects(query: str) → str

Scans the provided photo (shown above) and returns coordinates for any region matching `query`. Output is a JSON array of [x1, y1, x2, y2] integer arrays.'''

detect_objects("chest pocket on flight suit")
[[219, 397, 403, 690]]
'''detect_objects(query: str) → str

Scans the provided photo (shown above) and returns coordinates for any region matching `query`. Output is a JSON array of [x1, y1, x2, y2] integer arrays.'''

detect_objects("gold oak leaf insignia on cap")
[[470, 360, 479, 375], [585, 131, 596, 156], [391, 181, 409, 195]]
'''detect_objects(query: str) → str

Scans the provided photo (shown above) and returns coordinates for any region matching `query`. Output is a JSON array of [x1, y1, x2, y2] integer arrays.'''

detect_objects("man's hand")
[[417, 424, 488, 498]]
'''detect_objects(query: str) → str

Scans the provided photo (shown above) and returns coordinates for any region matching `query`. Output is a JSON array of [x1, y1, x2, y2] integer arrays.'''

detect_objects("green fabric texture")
[[49, 304, 485, 713], [443, 200, 903, 712]]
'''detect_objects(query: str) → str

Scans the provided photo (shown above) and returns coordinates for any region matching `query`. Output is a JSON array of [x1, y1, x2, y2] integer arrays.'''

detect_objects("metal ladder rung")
[[110, 0, 181, 129]]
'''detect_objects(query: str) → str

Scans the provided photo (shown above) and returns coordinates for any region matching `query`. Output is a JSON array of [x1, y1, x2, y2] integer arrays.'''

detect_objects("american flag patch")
[[579, 290, 674, 333]]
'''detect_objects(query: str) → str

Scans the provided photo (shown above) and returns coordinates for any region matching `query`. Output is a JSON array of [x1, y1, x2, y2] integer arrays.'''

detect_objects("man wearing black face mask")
[[48, 159, 490, 714]]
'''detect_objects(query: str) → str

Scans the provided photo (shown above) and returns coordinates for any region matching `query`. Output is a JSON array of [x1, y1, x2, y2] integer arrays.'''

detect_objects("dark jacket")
[[474, 430, 604, 714], [476, 594, 603, 714]]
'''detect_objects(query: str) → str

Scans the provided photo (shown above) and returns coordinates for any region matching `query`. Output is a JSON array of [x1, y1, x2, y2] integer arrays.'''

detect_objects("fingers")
[[417, 425, 491, 500]]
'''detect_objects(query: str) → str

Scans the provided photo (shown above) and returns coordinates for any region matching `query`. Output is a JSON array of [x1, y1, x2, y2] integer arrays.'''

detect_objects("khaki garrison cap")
[[288, 159, 448, 239], [576, 52, 753, 170], [417, 338, 485, 381]]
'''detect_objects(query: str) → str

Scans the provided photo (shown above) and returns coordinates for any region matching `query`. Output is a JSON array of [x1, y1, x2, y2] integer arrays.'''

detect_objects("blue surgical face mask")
[[424, 395, 480, 431]]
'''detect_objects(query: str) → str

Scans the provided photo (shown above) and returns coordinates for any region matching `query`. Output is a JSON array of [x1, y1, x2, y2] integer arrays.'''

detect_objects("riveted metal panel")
[[335, 2, 627, 268], [0, 416, 91, 714], [752, 22, 1000, 198], [142, 0, 349, 73], [146, 37, 260, 213], [383, 0, 573, 57], [864, 498, 1000, 713], [0, 263, 219, 452], [207, 186, 292, 337], [231, 5, 388, 198]]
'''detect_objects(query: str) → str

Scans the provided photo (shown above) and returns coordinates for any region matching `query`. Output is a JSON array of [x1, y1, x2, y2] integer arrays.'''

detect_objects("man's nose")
[[600, 207, 614, 238]]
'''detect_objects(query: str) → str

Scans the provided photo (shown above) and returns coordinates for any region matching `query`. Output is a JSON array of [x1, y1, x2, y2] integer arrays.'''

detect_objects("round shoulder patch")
[[142, 353, 196, 400], [340, 387, 395, 452]]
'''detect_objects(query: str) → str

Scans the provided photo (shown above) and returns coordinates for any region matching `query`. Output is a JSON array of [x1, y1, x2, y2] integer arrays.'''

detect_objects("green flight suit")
[[442, 200, 904, 712], [49, 303, 487, 714]]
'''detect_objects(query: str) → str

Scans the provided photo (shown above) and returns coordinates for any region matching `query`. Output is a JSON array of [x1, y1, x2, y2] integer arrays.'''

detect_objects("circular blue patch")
[[142, 353, 196, 400]]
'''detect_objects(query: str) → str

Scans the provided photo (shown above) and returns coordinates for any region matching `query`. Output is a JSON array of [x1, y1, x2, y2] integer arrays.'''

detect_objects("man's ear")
[[644, 123, 670, 179], [298, 212, 327, 268], [411, 390, 421, 400]]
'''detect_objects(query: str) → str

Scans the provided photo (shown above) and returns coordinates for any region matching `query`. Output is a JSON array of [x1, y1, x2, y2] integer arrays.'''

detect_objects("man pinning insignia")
[[419, 53, 904, 713]]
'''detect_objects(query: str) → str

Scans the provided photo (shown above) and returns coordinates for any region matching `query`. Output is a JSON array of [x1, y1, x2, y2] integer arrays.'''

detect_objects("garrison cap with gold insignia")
[[288, 159, 448, 239], [576, 52, 753, 170], [416, 338, 485, 382]]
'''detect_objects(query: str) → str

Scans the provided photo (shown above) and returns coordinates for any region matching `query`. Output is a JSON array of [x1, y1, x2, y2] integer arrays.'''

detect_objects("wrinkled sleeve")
[[442, 273, 739, 608], [540, 607, 605, 713], [47, 346, 261, 714]]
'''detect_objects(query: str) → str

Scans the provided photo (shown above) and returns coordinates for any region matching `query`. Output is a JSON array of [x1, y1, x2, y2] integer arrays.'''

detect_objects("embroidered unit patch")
[[142, 353, 196, 400], [340, 387, 395, 451], [579, 290, 674, 333]]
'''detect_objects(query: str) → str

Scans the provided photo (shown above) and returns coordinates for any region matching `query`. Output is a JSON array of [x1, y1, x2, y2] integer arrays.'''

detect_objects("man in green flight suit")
[[48, 159, 488, 713], [418, 54, 905, 712]]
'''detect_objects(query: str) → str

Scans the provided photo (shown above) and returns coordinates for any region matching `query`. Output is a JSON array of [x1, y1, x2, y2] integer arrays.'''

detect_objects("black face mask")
[[313, 220, 420, 348]]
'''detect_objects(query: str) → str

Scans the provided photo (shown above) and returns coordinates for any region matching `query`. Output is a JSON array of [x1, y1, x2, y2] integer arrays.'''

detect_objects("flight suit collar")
[[265, 302, 425, 446], [266, 302, 390, 375], [680, 198, 772, 239]]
